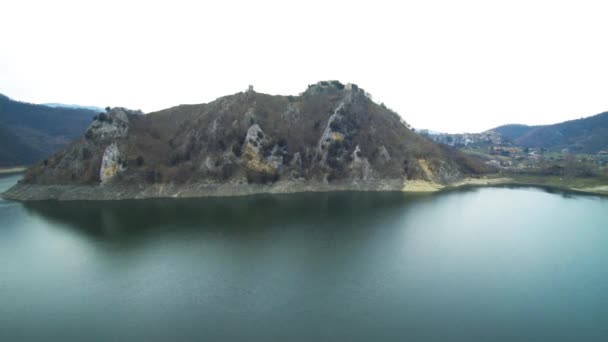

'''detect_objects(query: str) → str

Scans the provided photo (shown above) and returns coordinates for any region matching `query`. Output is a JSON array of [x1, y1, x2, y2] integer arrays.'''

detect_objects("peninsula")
[[2, 81, 494, 201]]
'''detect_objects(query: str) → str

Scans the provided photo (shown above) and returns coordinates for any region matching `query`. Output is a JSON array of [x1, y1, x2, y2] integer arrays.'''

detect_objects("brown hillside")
[[21, 81, 493, 191]]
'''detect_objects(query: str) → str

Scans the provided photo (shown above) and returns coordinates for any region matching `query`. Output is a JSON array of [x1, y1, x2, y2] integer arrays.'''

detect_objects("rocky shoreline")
[[1, 177, 513, 201], [4, 176, 607, 201]]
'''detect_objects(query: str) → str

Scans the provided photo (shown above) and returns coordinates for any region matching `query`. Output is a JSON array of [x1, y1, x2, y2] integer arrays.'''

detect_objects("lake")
[[1, 173, 608, 341]]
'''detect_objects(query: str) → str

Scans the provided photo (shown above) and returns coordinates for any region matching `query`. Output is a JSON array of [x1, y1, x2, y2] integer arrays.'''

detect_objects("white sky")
[[1, 0, 607, 133]]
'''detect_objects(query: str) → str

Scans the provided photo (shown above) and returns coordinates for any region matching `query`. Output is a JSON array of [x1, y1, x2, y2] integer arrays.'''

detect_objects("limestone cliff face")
[[18, 107, 140, 185], [7, 81, 494, 200], [100, 143, 125, 183]]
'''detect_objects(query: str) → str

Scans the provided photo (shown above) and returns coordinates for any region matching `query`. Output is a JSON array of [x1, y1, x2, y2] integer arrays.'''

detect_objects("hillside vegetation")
[[21, 82, 493, 192]]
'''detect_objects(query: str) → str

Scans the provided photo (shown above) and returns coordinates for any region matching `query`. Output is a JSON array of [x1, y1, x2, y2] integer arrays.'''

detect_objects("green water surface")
[[1, 174, 607, 341]]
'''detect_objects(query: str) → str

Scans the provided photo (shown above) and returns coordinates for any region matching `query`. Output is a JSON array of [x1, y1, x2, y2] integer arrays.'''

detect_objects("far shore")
[[500, 174, 608, 197], [0, 167, 26, 175], [401, 175, 608, 197]]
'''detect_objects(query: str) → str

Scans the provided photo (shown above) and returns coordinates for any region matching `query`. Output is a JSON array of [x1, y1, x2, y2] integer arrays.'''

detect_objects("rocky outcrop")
[[317, 102, 345, 154], [100, 143, 125, 183], [3, 81, 493, 201], [243, 124, 265, 154], [86, 107, 136, 141], [349, 145, 375, 181]]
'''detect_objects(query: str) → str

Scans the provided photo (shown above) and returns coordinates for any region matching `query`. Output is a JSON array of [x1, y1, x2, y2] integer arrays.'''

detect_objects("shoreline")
[[500, 174, 608, 197], [0, 167, 26, 175], [498, 182, 608, 197], [2, 176, 607, 201]]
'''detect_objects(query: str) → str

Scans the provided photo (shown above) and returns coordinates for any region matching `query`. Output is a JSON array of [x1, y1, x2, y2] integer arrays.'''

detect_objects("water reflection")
[[22, 191, 432, 242], [20, 184, 607, 246]]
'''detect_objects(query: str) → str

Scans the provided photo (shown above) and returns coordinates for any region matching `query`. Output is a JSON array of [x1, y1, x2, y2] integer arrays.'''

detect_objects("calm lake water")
[[1, 173, 608, 341]]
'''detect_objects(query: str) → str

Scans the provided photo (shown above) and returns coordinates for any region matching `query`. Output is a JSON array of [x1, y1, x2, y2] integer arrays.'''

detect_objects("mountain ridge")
[[42, 103, 104, 112], [488, 111, 608, 153], [0, 93, 99, 166]]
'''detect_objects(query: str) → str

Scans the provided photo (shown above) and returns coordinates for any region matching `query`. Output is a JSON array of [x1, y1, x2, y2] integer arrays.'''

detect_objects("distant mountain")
[[43, 103, 104, 112], [0, 93, 98, 166], [489, 111, 608, 153], [488, 124, 535, 142]]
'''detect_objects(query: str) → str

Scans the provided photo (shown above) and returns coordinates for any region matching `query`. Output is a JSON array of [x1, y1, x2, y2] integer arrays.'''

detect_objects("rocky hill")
[[490, 111, 608, 153], [3, 81, 494, 200], [0, 93, 98, 166]]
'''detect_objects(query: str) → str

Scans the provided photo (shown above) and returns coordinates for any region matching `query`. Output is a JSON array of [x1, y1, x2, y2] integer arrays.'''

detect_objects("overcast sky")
[[1, 0, 607, 133]]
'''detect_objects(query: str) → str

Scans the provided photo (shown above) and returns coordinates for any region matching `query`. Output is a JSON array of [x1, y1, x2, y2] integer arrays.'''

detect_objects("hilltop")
[[3, 81, 494, 201]]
